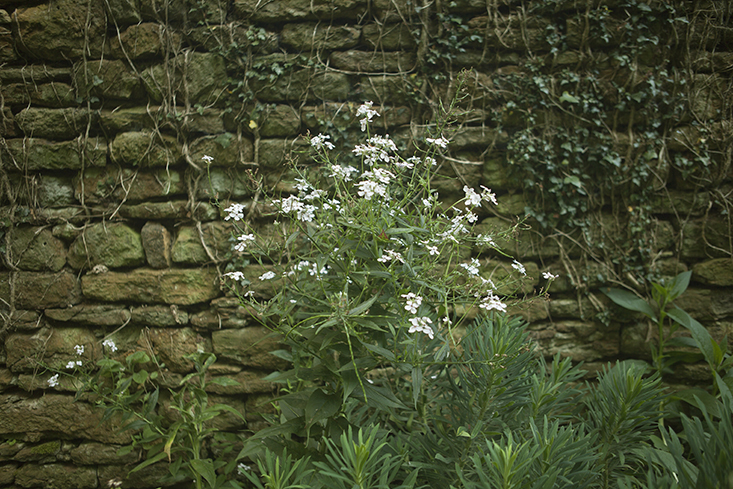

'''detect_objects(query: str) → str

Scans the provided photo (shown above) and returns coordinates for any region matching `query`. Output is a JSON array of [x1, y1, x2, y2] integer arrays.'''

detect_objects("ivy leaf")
[[559, 91, 579, 104]]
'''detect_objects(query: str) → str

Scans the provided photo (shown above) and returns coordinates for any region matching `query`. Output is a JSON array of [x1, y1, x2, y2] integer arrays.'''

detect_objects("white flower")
[[310, 133, 335, 150], [329, 164, 358, 181], [224, 271, 246, 282], [396, 157, 416, 169], [352, 135, 397, 165], [237, 463, 252, 474], [234, 234, 256, 252], [460, 258, 481, 277], [259, 271, 277, 281], [74, 345, 84, 356], [463, 186, 482, 207], [426, 136, 449, 149], [476, 234, 497, 248], [424, 156, 436, 166], [102, 339, 118, 352], [401, 293, 423, 314], [481, 186, 498, 205], [424, 243, 439, 256], [48, 374, 60, 387], [224, 203, 245, 221], [202, 155, 214, 164], [512, 260, 526, 276], [378, 249, 404, 264], [479, 292, 507, 312], [66, 360, 82, 369], [408, 316, 434, 339], [356, 101, 380, 131], [543, 271, 559, 280], [356, 180, 388, 201]]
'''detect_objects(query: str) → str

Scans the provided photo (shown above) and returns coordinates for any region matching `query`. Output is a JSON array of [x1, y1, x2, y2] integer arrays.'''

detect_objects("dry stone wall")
[[0, 0, 731, 487]]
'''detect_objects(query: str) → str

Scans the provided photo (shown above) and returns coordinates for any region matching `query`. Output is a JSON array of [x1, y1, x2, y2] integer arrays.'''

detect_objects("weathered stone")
[[257, 105, 301, 137], [99, 106, 163, 134], [81, 268, 220, 305], [234, 0, 367, 21], [494, 193, 527, 217], [45, 305, 131, 327], [0, 26, 14, 62], [104, 0, 142, 24], [680, 217, 733, 259], [529, 321, 620, 362], [256, 138, 310, 168], [675, 288, 733, 321], [0, 461, 17, 485], [110, 22, 172, 59], [73, 59, 143, 100], [196, 168, 258, 200], [9, 271, 82, 309], [0, 369, 13, 394], [251, 64, 350, 102], [131, 305, 188, 327], [119, 201, 218, 221], [693, 258, 733, 286], [70, 442, 138, 465], [0, 439, 23, 461], [14, 463, 97, 488], [362, 23, 416, 50], [450, 126, 509, 149], [5, 327, 98, 372], [10, 227, 67, 272], [68, 222, 145, 270], [110, 131, 182, 168], [140, 0, 226, 24], [356, 75, 406, 104], [3, 137, 106, 171], [211, 326, 285, 369], [97, 462, 173, 489], [2, 310, 44, 331], [189, 134, 254, 166], [14, 108, 94, 140], [548, 298, 599, 320], [668, 125, 701, 152], [0, 82, 76, 107], [281, 23, 360, 50], [191, 297, 258, 330], [171, 222, 234, 264], [482, 157, 522, 191], [329, 50, 417, 73], [0, 106, 17, 137], [14, 440, 61, 462], [141, 52, 227, 104], [76, 166, 185, 204], [506, 299, 549, 323], [148, 327, 207, 373], [651, 191, 710, 216], [12, 0, 105, 60], [38, 175, 76, 207], [141, 222, 172, 269]]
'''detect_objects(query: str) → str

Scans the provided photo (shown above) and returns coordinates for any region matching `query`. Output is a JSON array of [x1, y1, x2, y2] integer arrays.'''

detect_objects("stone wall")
[[0, 0, 731, 487]]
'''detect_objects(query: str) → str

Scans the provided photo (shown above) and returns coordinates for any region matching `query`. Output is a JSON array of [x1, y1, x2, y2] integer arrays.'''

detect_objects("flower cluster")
[[408, 316, 435, 339]]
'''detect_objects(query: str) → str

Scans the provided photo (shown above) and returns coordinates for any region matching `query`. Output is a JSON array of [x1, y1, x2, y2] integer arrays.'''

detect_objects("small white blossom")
[[512, 260, 526, 276], [543, 271, 559, 280], [102, 339, 118, 352], [425, 244, 439, 256], [329, 164, 358, 181], [463, 186, 482, 207], [460, 258, 481, 277], [401, 293, 423, 314], [408, 316, 435, 339], [356, 180, 389, 201], [66, 360, 82, 369], [424, 156, 437, 166], [234, 234, 256, 252], [479, 292, 507, 312], [202, 155, 214, 164], [426, 136, 449, 149], [356, 101, 380, 131], [47, 374, 60, 388], [259, 271, 277, 281], [395, 157, 416, 169], [481, 186, 498, 205], [224, 203, 245, 221], [310, 133, 335, 150], [476, 234, 497, 248], [224, 271, 246, 282], [237, 463, 252, 474], [377, 249, 405, 264], [74, 345, 84, 356]]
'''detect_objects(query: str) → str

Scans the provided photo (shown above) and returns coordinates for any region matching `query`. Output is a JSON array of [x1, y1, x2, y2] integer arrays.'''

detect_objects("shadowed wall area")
[[0, 0, 731, 487]]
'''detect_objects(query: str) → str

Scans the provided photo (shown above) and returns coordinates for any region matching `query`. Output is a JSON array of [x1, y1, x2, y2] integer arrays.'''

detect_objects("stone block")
[[3, 137, 106, 171], [281, 23, 360, 50], [356, 75, 407, 104], [189, 134, 254, 166], [257, 105, 301, 137], [0, 26, 14, 62], [81, 268, 220, 305], [141, 221, 172, 268], [13, 463, 97, 489], [73, 59, 144, 100], [76, 166, 185, 204], [141, 52, 227, 104], [131, 305, 188, 327], [205, 370, 275, 395], [362, 23, 417, 50], [10, 227, 67, 272], [329, 50, 417, 73], [234, 0, 367, 22], [211, 326, 285, 369], [5, 326, 98, 372], [109, 22, 171, 59], [14, 109, 95, 140], [104, 0, 142, 24], [109, 131, 182, 167], [38, 175, 76, 207], [99, 106, 163, 134], [148, 327, 207, 373], [0, 461, 16, 485], [0, 82, 76, 107], [67, 222, 145, 270], [255, 138, 309, 169], [171, 222, 234, 265], [119, 200, 217, 221], [11, 271, 82, 309], [680, 217, 732, 259], [70, 442, 138, 465], [529, 320, 620, 362], [12, 0, 105, 60], [693, 258, 733, 286], [45, 305, 132, 327], [250, 63, 350, 102]]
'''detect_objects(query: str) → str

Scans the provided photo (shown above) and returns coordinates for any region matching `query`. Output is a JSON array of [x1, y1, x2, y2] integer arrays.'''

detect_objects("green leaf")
[[668, 270, 692, 301], [209, 403, 246, 421], [128, 450, 167, 474], [305, 388, 341, 426], [214, 132, 233, 149], [563, 175, 582, 189], [667, 307, 715, 367], [132, 370, 149, 384], [362, 342, 397, 362], [348, 293, 379, 316], [190, 458, 217, 488], [672, 388, 720, 418], [209, 377, 241, 387], [602, 288, 657, 321], [411, 366, 423, 407], [559, 91, 579, 103]]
